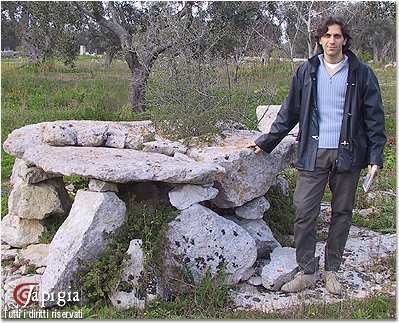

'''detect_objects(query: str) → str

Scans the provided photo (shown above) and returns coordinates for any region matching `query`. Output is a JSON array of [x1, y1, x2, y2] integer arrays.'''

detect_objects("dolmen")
[[2, 120, 298, 310]]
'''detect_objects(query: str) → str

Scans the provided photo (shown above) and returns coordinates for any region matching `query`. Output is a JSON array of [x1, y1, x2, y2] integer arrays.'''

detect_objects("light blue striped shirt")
[[317, 55, 349, 148]]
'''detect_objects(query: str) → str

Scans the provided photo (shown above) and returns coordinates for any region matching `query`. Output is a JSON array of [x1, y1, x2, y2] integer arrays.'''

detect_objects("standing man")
[[249, 17, 386, 294]]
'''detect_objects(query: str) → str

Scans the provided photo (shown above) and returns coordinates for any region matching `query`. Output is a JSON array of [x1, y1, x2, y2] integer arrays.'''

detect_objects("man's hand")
[[368, 164, 380, 174], [246, 142, 264, 155]]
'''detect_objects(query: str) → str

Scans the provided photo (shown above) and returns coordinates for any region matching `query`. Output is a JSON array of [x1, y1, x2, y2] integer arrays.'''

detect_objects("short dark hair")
[[315, 16, 352, 53]]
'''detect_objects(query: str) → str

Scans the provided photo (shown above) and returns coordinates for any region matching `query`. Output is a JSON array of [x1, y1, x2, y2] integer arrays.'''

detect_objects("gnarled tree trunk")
[[128, 66, 150, 113]]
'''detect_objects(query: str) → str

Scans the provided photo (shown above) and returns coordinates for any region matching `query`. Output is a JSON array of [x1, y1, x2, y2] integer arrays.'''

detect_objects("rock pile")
[[3, 117, 393, 314]]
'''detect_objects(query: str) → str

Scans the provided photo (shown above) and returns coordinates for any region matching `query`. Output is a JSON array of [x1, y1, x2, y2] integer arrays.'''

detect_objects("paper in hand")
[[362, 166, 377, 192]]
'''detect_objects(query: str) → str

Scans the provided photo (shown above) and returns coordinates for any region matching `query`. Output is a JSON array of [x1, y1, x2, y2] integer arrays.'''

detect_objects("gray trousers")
[[293, 148, 361, 273]]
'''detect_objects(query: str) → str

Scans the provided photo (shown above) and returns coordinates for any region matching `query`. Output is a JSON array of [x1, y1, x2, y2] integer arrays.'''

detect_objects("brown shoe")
[[280, 272, 318, 293], [325, 271, 343, 295]]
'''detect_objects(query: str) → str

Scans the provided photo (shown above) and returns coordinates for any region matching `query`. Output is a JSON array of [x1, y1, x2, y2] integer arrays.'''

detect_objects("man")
[[248, 17, 386, 294]]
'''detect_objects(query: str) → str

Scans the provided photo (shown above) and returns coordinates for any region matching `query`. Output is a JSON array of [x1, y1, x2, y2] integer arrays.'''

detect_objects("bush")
[[76, 198, 178, 306]]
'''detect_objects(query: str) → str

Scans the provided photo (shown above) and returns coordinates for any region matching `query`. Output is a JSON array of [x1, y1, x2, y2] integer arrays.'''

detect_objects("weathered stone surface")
[[88, 179, 118, 192], [76, 125, 108, 146], [247, 275, 262, 286], [168, 184, 219, 210], [109, 239, 160, 310], [110, 239, 146, 310], [187, 130, 297, 207], [1, 214, 44, 248], [23, 146, 225, 184], [4, 128, 225, 183], [10, 158, 26, 186], [166, 204, 257, 285], [232, 226, 396, 312], [256, 105, 299, 136], [1, 249, 18, 261], [240, 267, 256, 282], [2, 120, 156, 158], [19, 244, 49, 268], [40, 190, 126, 306], [354, 208, 376, 218], [270, 175, 289, 197], [142, 140, 188, 156], [226, 217, 281, 259], [173, 152, 196, 163], [105, 126, 127, 148], [11, 158, 57, 186], [8, 178, 71, 220], [42, 123, 77, 146], [125, 122, 156, 149], [234, 196, 270, 220], [261, 247, 298, 290]]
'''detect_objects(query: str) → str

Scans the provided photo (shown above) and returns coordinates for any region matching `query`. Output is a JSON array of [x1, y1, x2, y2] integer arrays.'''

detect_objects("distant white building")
[[79, 45, 86, 56]]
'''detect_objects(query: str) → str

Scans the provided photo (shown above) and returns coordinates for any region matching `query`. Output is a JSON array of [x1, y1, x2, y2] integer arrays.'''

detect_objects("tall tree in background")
[[350, 1, 396, 63], [75, 1, 196, 112]]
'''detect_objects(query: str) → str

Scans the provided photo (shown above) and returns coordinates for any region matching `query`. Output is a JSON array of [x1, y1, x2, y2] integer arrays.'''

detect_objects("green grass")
[[44, 293, 395, 319]]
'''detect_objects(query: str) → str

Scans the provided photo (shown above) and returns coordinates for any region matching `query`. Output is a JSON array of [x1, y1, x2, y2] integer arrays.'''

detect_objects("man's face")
[[319, 24, 347, 58]]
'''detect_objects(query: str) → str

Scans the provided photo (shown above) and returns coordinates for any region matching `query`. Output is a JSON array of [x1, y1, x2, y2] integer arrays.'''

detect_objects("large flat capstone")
[[3, 121, 225, 185]]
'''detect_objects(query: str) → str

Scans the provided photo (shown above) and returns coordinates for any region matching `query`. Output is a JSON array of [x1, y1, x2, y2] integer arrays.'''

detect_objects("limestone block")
[[88, 179, 118, 192], [40, 190, 126, 307], [1, 214, 44, 248], [8, 178, 71, 220], [168, 184, 219, 210], [19, 244, 49, 268], [42, 123, 77, 146], [234, 196, 270, 220], [166, 204, 257, 285], [142, 140, 188, 156]]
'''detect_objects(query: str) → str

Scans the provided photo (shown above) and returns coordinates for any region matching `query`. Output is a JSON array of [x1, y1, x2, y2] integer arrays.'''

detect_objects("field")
[[0, 56, 396, 319]]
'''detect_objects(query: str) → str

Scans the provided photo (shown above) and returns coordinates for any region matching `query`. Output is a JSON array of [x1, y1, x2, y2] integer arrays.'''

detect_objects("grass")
[[36, 293, 394, 319], [0, 56, 395, 319]]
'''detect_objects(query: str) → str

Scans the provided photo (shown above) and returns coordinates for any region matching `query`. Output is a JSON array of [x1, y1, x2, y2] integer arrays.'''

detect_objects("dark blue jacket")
[[255, 50, 386, 172]]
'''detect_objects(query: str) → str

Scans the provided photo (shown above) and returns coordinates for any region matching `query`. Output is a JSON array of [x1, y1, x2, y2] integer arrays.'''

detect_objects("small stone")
[[76, 125, 108, 146], [42, 123, 77, 146], [240, 267, 256, 282], [355, 208, 376, 218], [142, 140, 188, 157], [168, 184, 219, 210], [247, 276, 263, 286], [125, 123, 156, 149], [105, 127, 127, 148], [88, 179, 118, 192], [36, 267, 46, 274], [65, 184, 76, 192], [271, 175, 289, 197], [19, 244, 49, 268], [1, 243, 11, 250], [234, 196, 270, 220], [261, 247, 298, 290], [8, 179, 71, 220], [1, 214, 45, 248], [1, 249, 18, 261]]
